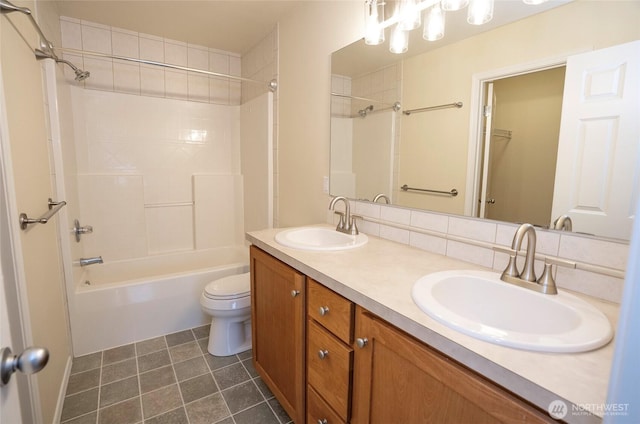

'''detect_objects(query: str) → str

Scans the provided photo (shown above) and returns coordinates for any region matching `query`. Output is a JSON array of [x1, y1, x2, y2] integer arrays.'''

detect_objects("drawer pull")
[[291, 290, 300, 297], [318, 349, 329, 360], [319, 306, 330, 316], [318, 420, 328, 424], [356, 337, 368, 348]]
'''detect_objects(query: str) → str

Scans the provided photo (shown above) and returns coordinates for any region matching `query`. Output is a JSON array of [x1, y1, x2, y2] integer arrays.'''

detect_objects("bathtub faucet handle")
[[79, 256, 103, 267], [73, 219, 93, 242]]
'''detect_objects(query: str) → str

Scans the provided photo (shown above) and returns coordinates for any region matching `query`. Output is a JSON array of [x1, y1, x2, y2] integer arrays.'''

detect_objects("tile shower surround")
[[329, 199, 628, 304], [61, 325, 291, 424]]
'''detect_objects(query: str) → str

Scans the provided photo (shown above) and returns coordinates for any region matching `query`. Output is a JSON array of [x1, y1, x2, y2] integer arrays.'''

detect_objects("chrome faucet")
[[372, 193, 390, 204], [329, 196, 359, 235], [553, 215, 573, 231], [79, 256, 103, 267], [499, 223, 561, 295]]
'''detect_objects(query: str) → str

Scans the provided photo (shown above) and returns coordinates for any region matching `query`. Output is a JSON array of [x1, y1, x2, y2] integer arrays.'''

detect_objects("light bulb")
[[441, 0, 469, 12], [364, 0, 385, 45], [390, 25, 409, 54], [467, 0, 494, 25], [523, 0, 548, 4], [399, 0, 421, 31], [423, 5, 445, 41]]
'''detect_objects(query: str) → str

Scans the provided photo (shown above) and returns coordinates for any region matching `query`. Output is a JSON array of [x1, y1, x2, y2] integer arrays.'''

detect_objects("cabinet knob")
[[356, 337, 368, 348], [317, 349, 329, 360], [318, 420, 328, 424], [318, 306, 329, 316], [291, 290, 300, 298]]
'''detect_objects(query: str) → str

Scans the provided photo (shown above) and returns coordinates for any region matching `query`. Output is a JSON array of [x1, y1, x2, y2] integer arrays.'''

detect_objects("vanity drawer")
[[307, 320, 353, 421], [308, 279, 354, 344], [307, 385, 346, 424]]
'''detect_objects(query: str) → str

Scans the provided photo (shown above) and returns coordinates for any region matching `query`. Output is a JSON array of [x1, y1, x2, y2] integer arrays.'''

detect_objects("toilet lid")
[[204, 273, 250, 299]]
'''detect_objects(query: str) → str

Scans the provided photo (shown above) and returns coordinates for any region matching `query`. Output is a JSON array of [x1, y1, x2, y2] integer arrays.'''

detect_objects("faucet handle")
[[537, 262, 558, 295], [334, 211, 345, 230], [349, 214, 363, 235], [544, 256, 576, 269]]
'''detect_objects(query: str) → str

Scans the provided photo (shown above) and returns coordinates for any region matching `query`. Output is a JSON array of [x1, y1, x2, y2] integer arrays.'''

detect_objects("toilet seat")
[[203, 273, 250, 300]]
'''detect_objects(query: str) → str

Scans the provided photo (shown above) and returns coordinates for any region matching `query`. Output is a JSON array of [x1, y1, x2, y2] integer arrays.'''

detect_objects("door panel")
[[552, 41, 640, 239]]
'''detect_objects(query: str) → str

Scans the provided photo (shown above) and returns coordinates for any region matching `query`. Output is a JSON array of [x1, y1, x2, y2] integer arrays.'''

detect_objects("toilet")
[[200, 272, 252, 356]]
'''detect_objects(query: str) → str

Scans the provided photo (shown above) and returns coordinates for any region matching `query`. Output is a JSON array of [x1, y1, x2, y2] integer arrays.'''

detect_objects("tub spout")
[[79, 256, 103, 267]]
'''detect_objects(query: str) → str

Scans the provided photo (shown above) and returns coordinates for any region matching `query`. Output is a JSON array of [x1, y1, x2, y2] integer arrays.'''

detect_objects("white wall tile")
[[354, 201, 380, 219], [113, 61, 140, 95], [139, 35, 164, 62], [410, 232, 447, 255], [140, 65, 164, 97], [380, 224, 410, 245], [81, 22, 112, 54], [83, 57, 113, 91], [188, 45, 209, 70], [165, 71, 188, 100], [210, 77, 230, 105], [164, 40, 187, 66], [188, 75, 210, 103], [556, 267, 624, 303], [559, 235, 628, 271], [446, 240, 494, 268], [112, 29, 139, 58], [61, 18, 82, 50], [209, 52, 230, 74], [380, 205, 410, 225], [145, 206, 194, 254], [410, 210, 448, 233], [448, 216, 496, 243]]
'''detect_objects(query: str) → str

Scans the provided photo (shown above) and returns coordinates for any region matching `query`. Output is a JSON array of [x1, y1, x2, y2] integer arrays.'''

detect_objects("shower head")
[[35, 48, 90, 81], [358, 105, 374, 117]]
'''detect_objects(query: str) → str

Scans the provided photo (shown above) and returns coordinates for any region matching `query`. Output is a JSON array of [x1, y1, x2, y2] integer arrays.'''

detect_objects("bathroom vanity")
[[248, 227, 618, 424]]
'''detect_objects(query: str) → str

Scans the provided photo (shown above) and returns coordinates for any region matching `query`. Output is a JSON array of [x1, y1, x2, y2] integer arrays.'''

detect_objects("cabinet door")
[[351, 307, 552, 424], [250, 246, 305, 423]]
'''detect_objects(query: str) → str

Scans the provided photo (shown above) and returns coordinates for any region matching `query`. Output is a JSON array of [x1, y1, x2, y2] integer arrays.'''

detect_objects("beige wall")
[[1, 0, 72, 422], [397, 0, 640, 214], [277, 1, 362, 226], [487, 67, 565, 226]]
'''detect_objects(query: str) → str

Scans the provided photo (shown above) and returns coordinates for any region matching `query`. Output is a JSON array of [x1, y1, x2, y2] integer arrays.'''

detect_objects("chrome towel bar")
[[19, 198, 66, 230], [400, 184, 458, 197], [403, 101, 463, 116]]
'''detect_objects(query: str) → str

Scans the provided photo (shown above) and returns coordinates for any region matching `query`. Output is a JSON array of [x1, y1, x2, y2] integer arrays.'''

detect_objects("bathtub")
[[69, 246, 249, 355]]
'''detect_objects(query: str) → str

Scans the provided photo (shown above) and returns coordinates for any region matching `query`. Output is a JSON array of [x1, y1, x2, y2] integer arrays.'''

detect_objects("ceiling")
[[56, 0, 301, 54]]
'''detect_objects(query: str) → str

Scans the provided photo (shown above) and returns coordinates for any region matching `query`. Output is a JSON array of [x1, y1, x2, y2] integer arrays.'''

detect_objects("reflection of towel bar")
[[401, 184, 458, 197], [19, 198, 67, 230], [492, 128, 512, 139], [403, 102, 463, 116]]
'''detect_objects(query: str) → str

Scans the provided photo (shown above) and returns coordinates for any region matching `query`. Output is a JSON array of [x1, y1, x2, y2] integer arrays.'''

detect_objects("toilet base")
[[207, 316, 252, 357]]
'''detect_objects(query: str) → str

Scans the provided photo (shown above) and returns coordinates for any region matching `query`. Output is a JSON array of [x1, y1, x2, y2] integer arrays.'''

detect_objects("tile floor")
[[60, 325, 292, 424]]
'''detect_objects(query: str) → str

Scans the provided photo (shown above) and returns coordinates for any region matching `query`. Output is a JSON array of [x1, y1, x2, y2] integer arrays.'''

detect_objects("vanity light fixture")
[[365, 0, 549, 54]]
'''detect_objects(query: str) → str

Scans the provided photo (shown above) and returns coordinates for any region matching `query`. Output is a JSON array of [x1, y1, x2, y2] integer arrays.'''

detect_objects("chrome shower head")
[[35, 48, 90, 81], [358, 105, 374, 117]]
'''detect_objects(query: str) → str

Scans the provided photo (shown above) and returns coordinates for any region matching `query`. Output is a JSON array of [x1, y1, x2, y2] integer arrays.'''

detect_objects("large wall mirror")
[[330, 0, 639, 242]]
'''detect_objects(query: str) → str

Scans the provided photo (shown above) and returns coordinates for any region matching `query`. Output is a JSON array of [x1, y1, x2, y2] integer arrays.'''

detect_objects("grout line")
[[134, 340, 146, 422]]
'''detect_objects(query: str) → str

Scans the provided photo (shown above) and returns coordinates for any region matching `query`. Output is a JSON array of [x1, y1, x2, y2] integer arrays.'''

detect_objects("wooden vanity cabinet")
[[351, 306, 553, 424], [250, 246, 305, 424], [306, 279, 355, 423]]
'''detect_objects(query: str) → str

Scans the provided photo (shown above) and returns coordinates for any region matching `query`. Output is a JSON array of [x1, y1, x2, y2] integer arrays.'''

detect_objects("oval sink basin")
[[411, 270, 612, 353], [275, 227, 368, 251]]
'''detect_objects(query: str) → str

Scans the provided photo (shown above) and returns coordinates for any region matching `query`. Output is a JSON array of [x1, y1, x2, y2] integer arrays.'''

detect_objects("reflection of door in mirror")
[[479, 67, 566, 228]]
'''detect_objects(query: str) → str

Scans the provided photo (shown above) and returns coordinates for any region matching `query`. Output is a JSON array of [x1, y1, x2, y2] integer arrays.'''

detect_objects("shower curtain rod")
[[331, 92, 398, 107], [61, 47, 278, 92]]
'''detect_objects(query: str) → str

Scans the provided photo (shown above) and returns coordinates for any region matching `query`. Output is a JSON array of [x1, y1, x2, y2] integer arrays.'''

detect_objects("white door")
[[1, 270, 24, 424], [551, 41, 640, 239]]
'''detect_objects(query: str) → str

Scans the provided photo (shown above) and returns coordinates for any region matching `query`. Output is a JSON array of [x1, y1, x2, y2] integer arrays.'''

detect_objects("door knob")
[[291, 290, 300, 297], [1, 346, 49, 385]]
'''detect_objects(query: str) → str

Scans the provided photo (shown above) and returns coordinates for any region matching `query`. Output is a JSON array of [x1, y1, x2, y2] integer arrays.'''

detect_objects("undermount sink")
[[275, 227, 368, 251], [411, 270, 613, 353]]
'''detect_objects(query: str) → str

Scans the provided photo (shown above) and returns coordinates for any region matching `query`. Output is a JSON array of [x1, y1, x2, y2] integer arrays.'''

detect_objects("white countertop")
[[247, 225, 620, 423]]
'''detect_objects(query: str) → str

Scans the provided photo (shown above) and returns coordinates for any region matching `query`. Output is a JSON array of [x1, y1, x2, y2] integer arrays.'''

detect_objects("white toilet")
[[200, 272, 252, 356]]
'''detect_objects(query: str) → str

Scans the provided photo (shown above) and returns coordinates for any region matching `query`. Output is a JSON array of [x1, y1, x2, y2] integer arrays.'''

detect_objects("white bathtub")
[[69, 246, 249, 355]]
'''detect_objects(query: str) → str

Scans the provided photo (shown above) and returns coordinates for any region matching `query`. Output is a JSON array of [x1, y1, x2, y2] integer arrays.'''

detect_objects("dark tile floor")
[[61, 325, 292, 424]]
